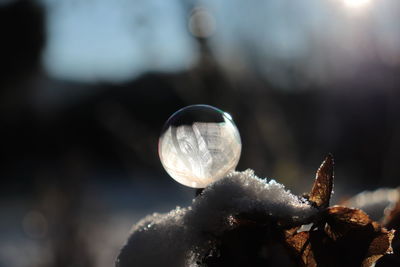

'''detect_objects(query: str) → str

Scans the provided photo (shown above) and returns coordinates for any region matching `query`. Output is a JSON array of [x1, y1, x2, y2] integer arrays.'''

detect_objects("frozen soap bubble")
[[158, 105, 242, 188]]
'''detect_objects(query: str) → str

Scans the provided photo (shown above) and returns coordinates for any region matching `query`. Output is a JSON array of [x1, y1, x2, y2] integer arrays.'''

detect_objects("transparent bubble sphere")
[[158, 105, 242, 188]]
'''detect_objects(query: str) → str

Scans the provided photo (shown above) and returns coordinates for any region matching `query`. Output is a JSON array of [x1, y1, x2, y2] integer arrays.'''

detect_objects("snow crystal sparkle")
[[158, 105, 241, 188], [117, 170, 318, 267]]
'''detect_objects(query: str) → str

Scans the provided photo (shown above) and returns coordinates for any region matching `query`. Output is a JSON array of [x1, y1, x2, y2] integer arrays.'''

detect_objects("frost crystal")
[[116, 170, 318, 267]]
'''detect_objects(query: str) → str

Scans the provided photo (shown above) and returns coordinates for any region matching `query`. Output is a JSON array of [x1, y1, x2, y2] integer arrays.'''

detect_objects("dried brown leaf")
[[327, 206, 371, 227], [285, 230, 317, 267], [284, 156, 396, 266], [284, 206, 394, 267], [326, 206, 394, 266], [362, 228, 395, 266], [309, 155, 334, 208]]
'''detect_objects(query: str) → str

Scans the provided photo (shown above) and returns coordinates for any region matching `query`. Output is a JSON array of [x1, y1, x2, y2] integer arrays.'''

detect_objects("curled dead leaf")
[[309, 155, 334, 209], [284, 205, 394, 267], [283, 156, 395, 267], [197, 156, 395, 267], [326, 206, 371, 240], [285, 230, 317, 267]]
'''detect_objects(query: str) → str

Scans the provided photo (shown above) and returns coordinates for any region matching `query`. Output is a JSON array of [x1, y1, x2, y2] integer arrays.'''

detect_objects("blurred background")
[[1, 0, 400, 266]]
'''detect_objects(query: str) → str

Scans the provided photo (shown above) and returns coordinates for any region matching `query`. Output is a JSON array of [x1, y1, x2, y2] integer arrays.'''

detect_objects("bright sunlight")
[[343, 0, 371, 8]]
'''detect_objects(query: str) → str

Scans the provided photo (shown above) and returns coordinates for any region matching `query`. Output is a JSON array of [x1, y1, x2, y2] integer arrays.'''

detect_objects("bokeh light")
[[22, 210, 48, 239], [188, 7, 216, 38]]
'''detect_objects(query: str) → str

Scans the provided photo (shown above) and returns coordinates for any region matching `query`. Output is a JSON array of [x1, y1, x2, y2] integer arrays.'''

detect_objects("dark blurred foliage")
[[1, 0, 400, 266]]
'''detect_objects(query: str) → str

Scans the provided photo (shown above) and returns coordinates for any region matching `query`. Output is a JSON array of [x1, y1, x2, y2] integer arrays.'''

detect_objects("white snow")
[[116, 169, 318, 267]]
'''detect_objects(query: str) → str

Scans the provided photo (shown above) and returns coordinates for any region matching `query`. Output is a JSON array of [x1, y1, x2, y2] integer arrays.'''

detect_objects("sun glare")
[[343, 0, 371, 8]]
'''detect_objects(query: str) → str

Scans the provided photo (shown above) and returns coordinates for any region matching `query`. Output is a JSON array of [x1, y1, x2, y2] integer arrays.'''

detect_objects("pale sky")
[[41, 0, 400, 85]]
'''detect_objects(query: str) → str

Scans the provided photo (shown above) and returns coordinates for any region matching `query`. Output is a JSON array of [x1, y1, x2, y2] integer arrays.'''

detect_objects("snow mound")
[[116, 170, 318, 267], [345, 187, 400, 221]]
